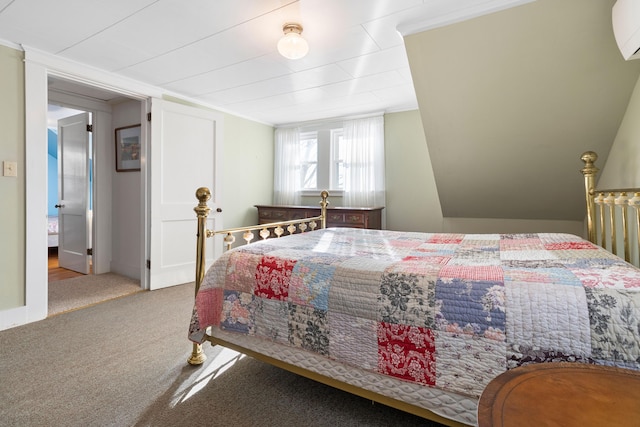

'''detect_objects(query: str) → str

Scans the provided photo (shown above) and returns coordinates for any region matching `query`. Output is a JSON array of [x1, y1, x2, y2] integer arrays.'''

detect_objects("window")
[[299, 129, 345, 192], [274, 115, 385, 208]]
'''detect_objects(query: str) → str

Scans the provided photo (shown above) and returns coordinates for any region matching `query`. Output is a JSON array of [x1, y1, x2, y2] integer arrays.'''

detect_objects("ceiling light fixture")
[[277, 23, 309, 60]]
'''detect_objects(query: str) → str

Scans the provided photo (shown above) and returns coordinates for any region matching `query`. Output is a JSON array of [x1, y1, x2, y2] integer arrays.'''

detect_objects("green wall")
[[598, 73, 640, 188], [222, 113, 274, 228], [0, 45, 25, 310], [384, 110, 443, 232]]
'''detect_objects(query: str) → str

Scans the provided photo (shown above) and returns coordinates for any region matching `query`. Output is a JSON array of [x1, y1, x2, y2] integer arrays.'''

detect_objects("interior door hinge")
[[86, 124, 93, 132], [146, 259, 151, 269], [87, 248, 93, 256], [147, 112, 151, 122]]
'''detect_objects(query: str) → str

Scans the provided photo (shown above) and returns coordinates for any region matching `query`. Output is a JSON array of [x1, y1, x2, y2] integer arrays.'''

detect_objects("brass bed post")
[[617, 192, 630, 262], [188, 187, 212, 365], [581, 151, 599, 244], [320, 190, 329, 229]]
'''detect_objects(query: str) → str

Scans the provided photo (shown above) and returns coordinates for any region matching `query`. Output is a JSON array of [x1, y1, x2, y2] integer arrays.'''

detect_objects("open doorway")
[[45, 77, 146, 317], [47, 104, 93, 283]]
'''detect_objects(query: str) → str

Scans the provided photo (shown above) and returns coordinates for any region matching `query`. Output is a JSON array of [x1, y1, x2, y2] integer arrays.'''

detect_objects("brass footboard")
[[581, 151, 640, 266], [188, 188, 329, 365]]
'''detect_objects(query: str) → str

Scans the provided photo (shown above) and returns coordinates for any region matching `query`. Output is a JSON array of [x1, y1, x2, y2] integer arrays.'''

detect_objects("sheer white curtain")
[[343, 116, 386, 208], [273, 127, 302, 205]]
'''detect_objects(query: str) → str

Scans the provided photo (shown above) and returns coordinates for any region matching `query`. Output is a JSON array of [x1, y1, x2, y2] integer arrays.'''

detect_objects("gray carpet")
[[48, 273, 142, 316], [0, 282, 447, 427]]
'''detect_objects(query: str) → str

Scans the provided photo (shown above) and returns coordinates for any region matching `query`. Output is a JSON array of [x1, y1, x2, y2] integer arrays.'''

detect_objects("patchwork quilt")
[[189, 228, 640, 398]]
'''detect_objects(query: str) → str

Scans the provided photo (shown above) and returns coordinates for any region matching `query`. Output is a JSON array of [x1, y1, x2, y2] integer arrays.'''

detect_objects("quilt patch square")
[[253, 298, 289, 344], [301, 253, 344, 265], [427, 234, 464, 244], [220, 291, 256, 334], [503, 267, 582, 287], [435, 332, 506, 397], [544, 241, 597, 250], [199, 256, 229, 292], [395, 257, 445, 275], [236, 242, 281, 255], [377, 322, 435, 386], [289, 303, 329, 356], [190, 287, 224, 342], [449, 246, 500, 263], [266, 248, 312, 260], [439, 265, 504, 282], [224, 251, 262, 293], [378, 270, 436, 329], [289, 260, 335, 310], [254, 255, 296, 301], [506, 343, 592, 369], [502, 259, 565, 269], [435, 279, 506, 340], [194, 287, 224, 328], [572, 265, 640, 289], [586, 288, 640, 364], [499, 238, 544, 252], [403, 255, 451, 266], [500, 250, 557, 261], [505, 281, 591, 357], [329, 265, 383, 320], [417, 243, 458, 256], [329, 312, 377, 370]]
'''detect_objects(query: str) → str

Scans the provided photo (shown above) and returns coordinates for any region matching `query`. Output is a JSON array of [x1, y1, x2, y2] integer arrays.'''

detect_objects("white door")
[[148, 99, 222, 290], [57, 113, 91, 274]]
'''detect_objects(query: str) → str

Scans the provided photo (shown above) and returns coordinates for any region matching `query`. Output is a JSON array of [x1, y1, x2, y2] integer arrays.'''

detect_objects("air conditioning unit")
[[612, 0, 640, 60]]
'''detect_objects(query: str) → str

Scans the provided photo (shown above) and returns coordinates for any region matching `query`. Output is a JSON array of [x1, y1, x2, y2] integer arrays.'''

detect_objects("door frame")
[[19, 48, 158, 328]]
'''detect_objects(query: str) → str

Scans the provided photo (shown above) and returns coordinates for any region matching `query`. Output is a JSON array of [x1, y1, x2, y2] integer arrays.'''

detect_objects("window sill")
[[301, 189, 344, 198]]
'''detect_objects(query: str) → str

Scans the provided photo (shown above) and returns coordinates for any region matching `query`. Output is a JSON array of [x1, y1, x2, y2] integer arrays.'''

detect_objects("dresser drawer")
[[343, 213, 365, 225], [327, 213, 345, 223], [259, 209, 288, 221]]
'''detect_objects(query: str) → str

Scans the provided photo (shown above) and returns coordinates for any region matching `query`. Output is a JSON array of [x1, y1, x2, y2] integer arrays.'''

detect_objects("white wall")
[[598, 74, 640, 189], [111, 100, 143, 279]]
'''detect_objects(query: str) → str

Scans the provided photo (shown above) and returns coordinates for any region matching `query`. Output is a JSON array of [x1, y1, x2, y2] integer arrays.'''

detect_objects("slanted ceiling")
[[405, 0, 640, 220]]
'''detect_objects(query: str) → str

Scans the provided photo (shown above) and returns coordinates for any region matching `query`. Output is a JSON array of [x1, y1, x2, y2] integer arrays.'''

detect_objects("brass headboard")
[[581, 151, 640, 266]]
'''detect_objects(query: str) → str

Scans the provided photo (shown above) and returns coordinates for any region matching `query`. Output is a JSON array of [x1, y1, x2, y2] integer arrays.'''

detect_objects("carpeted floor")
[[1, 283, 448, 427], [48, 273, 142, 316]]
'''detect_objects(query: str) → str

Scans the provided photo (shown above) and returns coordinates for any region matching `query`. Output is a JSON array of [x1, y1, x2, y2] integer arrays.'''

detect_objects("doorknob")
[[55, 204, 65, 208]]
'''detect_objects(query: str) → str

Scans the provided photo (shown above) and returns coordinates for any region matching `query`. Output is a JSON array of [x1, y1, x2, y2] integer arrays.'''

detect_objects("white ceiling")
[[0, 0, 532, 125]]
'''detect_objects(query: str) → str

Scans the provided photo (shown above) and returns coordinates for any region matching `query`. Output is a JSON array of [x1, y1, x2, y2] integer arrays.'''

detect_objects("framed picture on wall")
[[115, 124, 141, 172]]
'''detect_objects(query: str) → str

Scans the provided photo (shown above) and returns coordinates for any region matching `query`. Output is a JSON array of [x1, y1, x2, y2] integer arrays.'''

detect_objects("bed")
[[188, 152, 640, 426], [48, 216, 59, 247]]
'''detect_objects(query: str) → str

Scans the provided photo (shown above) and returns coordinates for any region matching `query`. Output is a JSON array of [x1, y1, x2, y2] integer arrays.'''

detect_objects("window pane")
[[335, 161, 344, 189], [331, 130, 345, 189], [302, 163, 317, 189], [300, 133, 317, 189]]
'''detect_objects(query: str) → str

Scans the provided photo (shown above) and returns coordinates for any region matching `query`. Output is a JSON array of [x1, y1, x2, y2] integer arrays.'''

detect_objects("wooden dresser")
[[255, 205, 384, 230]]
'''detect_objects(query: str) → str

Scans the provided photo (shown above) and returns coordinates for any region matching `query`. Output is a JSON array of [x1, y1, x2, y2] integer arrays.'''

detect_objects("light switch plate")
[[3, 161, 17, 177]]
